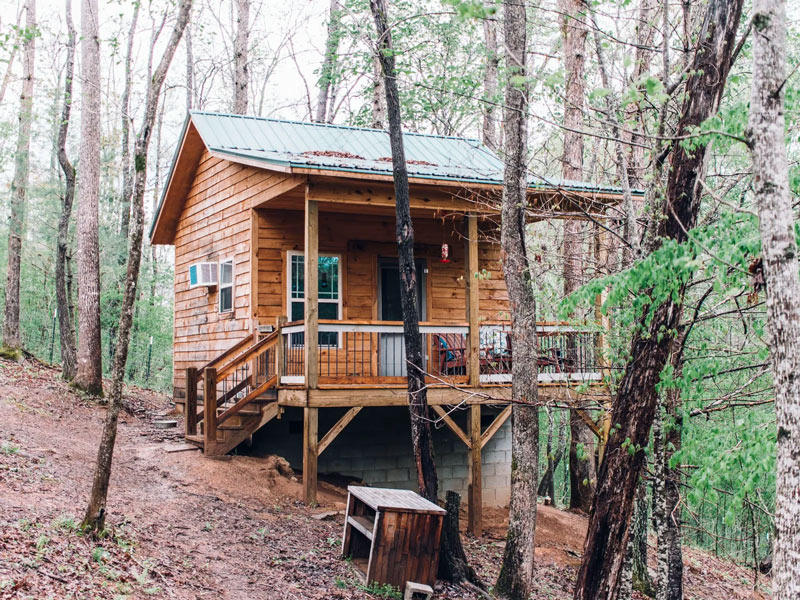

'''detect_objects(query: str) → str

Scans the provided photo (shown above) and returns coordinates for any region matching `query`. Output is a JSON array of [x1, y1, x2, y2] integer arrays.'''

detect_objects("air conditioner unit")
[[189, 262, 218, 288]]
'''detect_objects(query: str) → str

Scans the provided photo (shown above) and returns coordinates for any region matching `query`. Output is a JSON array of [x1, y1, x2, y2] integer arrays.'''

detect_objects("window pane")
[[220, 261, 233, 285], [319, 256, 339, 300], [319, 302, 338, 319], [220, 287, 233, 312], [291, 255, 304, 298], [291, 301, 304, 322], [290, 254, 339, 300]]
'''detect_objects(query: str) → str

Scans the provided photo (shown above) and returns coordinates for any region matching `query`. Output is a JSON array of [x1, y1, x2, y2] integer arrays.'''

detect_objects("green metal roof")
[[189, 111, 639, 194], [150, 112, 640, 242]]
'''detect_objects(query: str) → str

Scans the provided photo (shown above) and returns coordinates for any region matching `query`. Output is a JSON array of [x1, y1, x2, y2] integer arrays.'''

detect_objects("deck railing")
[[278, 319, 599, 386], [185, 329, 279, 442]]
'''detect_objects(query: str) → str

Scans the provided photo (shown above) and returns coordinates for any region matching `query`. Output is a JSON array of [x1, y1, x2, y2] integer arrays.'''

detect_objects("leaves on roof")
[[377, 156, 438, 166], [303, 150, 366, 160]]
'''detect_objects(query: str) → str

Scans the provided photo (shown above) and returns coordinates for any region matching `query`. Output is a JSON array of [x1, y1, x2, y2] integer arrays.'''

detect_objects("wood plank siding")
[[254, 209, 507, 324], [171, 153, 510, 399], [172, 153, 295, 397]]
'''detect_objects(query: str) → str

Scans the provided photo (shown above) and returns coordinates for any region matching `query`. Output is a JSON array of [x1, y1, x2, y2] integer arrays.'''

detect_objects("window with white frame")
[[287, 252, 341, 346], [219, 258, 234, 313]]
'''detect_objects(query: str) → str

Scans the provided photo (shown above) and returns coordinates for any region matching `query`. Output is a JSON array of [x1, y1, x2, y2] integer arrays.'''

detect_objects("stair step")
[[185, 434, 204, 446], [218, 422, 244, 431], [218, 406, 260, 417]]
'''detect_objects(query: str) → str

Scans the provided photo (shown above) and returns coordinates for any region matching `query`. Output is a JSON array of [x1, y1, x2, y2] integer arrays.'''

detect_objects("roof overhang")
[[150, 113, 640, 245], [149, 115, 206, 245]]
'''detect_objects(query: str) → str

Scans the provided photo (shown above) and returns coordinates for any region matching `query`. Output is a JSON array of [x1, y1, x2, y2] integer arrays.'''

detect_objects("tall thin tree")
[[316, 0, 341, 123], [82, 0, 193, 533], [368, 0, 438, 504], [747, 0, 800, 597], [481, 14, 499, 150], [118, 1, 140, 243], [73, 0, 103, 395], [232, 0, 249, 114], [559, 0, 597, 515], [55, 0, 77, 380], [573, 0, 744, 596], [2, 0, 35, 353], [494, 1, 539, 599]]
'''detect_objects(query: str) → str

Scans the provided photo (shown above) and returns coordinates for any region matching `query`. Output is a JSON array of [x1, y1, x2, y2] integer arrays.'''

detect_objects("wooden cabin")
[[150, 112, 629, 533]]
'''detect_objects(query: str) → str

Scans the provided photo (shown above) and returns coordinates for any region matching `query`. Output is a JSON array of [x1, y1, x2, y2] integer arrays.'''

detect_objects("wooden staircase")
[[184, 330, 281, 456]]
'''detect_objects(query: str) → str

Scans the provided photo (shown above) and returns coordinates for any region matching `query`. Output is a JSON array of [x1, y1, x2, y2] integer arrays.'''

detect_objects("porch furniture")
[[432, 333, 467, 375], [342, 486, 446, 590]]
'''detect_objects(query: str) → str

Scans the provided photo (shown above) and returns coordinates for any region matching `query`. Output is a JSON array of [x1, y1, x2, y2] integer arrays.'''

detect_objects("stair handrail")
[[184, 329, 281, 439]]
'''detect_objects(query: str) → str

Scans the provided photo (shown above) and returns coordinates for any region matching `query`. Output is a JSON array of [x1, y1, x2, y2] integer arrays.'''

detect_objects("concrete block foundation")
[[251, 405, 511, 507]]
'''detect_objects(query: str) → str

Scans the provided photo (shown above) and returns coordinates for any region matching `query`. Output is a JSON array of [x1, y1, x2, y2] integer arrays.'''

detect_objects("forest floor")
[[0, 356, 773, 600]]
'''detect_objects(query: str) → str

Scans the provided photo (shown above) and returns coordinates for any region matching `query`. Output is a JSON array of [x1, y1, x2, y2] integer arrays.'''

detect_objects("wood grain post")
[[305, 191, 319, 389], [467, 404, 482, 535], [276, 315, 286, 382], [466, 213, 480, 386], [203, 367, 217, 454], [303, 406, 318, 505], [185, 367, 198, 436]]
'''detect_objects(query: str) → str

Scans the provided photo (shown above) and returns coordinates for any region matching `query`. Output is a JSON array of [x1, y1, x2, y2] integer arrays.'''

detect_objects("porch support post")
[[466, 213, 480, 386], [203, 367, 217, 454], [303, 406, 319, 505], [305, 189, 319, 389], [250, 208, 259, 332], [467, 404, 482, 536], [185, 367, 198, 435]]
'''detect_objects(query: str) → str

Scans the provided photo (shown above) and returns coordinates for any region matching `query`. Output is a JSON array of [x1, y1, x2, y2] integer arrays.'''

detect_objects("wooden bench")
[[341, 486, 446, 590]]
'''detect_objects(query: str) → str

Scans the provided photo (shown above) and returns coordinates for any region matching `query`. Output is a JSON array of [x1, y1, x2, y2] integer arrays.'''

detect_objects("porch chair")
[[432, 333, 467, 375]]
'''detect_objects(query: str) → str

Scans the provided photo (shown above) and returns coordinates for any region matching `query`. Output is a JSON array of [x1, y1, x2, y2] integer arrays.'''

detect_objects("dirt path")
[[0, 358, 771, 599]]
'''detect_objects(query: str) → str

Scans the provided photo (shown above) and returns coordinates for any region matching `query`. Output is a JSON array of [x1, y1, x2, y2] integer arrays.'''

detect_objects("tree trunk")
[[589, 13, 638, 266], [0, 9, 21, 105], [371, 54, 386, 129], [117, 1, 139, 243], [747, 2, 800, 597], [370, 1, 482, 587], [437, 491, 482, 585], [559, 0, 596, 514], [573, 0, 744, 597], [369, 0, 437, 504], [185, 23, 194, 111], [55, 0, 77, 381], [82, 0, 192, 533], [315, 0, 340, 123], [631, 480, 655, 596], [655, 398, 683, 600], [73, 0, 103, 395], [232, 0, 249, 114], [481, 15, 499, 150], [494, 2, 538, 599], [538, 408, 566, 500], [2, 0, 35, 352]]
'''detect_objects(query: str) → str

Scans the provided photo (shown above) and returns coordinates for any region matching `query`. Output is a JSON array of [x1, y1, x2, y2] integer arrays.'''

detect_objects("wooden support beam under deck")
[[481, 405, 512, 449], [468, 404, 482, 536], [305, 190, 319, 390], [303, 406, 318, 505], [318, 407, 362, 456], [431, 405, 471, 449]]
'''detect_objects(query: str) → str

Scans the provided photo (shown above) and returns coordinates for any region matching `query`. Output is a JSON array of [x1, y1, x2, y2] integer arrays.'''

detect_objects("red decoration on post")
[[440, 243, 450, 263]]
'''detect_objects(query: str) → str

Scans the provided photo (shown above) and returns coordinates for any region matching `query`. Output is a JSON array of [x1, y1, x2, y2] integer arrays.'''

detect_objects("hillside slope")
[[0, 357, 771, 599]]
